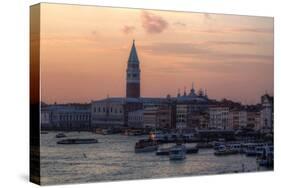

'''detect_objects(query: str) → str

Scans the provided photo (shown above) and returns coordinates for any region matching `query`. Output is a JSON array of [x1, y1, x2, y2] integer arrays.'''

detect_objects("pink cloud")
[[141, 11, 168, 34], [122, 25, 135, 34]]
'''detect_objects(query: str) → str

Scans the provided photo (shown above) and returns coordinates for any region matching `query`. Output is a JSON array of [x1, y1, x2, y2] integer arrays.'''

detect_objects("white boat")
[[156, 147, 170, 155], [169, 144, 186, 160]]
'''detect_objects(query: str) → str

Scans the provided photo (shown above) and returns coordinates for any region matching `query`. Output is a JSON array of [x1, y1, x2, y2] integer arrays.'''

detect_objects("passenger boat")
[[57, 138, 98, 144], [55, 133, 66, 138], [228, 143, 243, 153], [135, 139, 158, 153], [169, 144, 186, 160], [244, 143, 266, 156]]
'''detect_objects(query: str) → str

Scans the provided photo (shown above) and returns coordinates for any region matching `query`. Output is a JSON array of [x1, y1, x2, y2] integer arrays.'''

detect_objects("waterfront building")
[[41, 104, 91, 130], [156, 105, 173, 129], [128, 109, 143, 128], [91, 97, 142, 128], [228, 109, 246, 129], [41, 109, 52, 129], [175, 85, 209, 129], [246, 106, 261, 130], [260, 94, 273, 130], [142, 104, 173, 129], [198, 111, 210, 129], [228, 105, 263, 130], [209, 106, 229, 129], [238, 110, 247, 129]]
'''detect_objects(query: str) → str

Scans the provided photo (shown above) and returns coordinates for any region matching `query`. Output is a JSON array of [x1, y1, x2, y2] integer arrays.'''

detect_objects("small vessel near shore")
[[257, 145, 273, 168], [135, 139, 158, 153], [56, 133, 66, 138], [186, 146, 199, 154], [57, 138, 98, 144], [169, 144, 186, 160], [244, 143, 266, 156], [196, 142, 213, 149], [214, 145, 239, 156]]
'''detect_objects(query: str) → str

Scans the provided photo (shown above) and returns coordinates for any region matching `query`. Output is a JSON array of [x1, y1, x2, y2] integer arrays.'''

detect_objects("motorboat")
[[135, 139, 158, 153], [55, 133, 66, 138], [169, 144, 186, 160], [156, 147, 170, 155]]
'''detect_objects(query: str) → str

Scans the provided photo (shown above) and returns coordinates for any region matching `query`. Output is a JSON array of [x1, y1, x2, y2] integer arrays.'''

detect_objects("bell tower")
[[126, 40, 140, 98]]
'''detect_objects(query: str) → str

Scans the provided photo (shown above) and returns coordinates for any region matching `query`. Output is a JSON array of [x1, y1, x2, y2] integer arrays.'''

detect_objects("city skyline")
[[40, 3, 274, 104]]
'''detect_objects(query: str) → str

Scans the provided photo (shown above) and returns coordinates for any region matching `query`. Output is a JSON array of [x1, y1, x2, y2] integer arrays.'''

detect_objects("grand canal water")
[[40, 132, 268, 185]]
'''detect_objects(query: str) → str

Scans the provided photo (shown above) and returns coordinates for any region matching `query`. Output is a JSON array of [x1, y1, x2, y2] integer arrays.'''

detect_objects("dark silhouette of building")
[[126, 40, 140, 98]]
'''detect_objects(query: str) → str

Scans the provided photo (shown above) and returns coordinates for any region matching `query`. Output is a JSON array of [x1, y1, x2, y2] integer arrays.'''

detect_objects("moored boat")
[[214, 145, 239, 156], [57, 138, 98, 144], [244, 143, 266, 156], [196, 142, 213, 149]]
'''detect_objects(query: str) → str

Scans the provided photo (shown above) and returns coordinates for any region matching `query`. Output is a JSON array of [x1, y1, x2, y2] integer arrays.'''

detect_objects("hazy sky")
[[40, 3, 274, 104]]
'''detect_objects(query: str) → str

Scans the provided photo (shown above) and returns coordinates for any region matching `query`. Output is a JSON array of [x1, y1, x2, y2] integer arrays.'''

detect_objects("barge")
[[57, 138, 98, 144]]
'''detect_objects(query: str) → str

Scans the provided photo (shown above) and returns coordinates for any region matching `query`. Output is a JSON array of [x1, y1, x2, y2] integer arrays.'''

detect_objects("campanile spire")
[[126, 40, 141, 98]]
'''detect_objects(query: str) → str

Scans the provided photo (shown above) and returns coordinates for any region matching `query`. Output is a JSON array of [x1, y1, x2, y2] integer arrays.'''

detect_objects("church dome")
[[177, 84, 208, 103]]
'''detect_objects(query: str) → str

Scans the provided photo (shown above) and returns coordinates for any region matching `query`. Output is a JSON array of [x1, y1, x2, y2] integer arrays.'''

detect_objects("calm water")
[[40, 132, 267, 185]]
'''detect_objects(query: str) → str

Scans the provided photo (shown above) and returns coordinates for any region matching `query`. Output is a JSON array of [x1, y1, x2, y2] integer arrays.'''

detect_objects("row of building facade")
[[41, 91, 273, 131]]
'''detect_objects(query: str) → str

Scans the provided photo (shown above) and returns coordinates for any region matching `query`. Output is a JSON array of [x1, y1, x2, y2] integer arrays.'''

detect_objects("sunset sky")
[[40, 3, 274, 104]]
